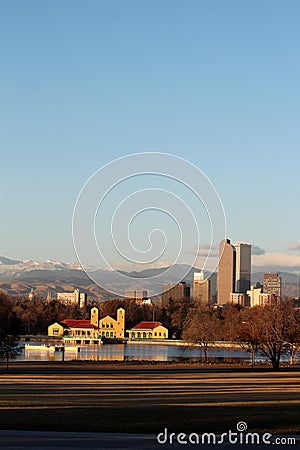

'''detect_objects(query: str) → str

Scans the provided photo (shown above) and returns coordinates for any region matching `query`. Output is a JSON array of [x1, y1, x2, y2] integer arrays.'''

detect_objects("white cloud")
[[113, 260, 173, 272], [288, 242, 300, 251], [194, 255, 219, 272], [197, 248, 219, 257], [252, 252, 300, 270], [187, 244, 219, 258]]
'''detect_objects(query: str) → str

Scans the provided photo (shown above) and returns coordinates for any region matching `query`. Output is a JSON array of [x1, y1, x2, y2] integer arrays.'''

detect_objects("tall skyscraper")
[[217, 239, 236, 304], [193, 272, 210, 304], [234, 243, 251, 293], [161, 282, 190, 306], [263, 273, 282, 298]]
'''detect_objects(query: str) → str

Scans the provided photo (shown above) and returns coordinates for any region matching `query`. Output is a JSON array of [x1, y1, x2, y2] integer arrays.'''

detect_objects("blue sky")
[[1, 0, 300, 272]]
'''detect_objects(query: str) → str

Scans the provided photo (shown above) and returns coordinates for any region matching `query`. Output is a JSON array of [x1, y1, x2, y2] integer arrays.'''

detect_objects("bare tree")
[[0, 293, 22, 371], [239, 300, 300, 370], [182, 306, 219, 362], [219, 304, 241, 342]]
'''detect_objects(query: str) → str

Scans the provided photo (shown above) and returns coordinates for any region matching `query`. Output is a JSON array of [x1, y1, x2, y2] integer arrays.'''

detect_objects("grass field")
[[0, 361, 300, 435]]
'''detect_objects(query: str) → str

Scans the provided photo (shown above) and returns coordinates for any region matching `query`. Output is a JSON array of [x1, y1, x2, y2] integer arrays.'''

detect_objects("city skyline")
[[1, 1, 299, 273], [2, 234, 300, 276]]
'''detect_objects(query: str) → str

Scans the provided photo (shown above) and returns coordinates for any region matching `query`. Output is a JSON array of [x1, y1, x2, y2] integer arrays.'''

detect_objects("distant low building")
[[247, 286, 273, 307], [141, 298, 153, 305], [57, 288, 87, 308], [127, 321, 168, 340], [230, 293, 250, 307], [28, 288, 35, 301]]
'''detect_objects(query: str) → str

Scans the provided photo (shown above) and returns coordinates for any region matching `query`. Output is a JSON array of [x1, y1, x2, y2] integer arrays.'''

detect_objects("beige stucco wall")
[[48, 322, 65, 337], [99, 308, 125, 338], [128, 324, 168, 340]]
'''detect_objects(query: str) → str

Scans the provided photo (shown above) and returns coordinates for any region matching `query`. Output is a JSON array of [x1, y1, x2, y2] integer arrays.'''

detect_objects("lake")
[[18, 342, 251, 362]]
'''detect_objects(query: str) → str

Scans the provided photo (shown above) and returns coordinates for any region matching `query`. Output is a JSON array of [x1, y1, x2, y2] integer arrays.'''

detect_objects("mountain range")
[[0, 256, 298, 300]]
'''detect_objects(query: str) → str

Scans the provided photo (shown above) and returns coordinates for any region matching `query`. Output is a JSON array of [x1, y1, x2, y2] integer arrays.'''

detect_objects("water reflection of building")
[[80, 352, 124, 362]]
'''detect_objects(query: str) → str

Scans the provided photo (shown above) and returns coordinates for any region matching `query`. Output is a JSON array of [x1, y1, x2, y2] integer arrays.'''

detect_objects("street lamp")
[[242, 321, 255, 369]]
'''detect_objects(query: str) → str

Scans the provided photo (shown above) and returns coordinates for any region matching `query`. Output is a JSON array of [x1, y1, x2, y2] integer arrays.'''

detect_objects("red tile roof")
[[131, 321, 162, 330], [61, 319, 96, 329]]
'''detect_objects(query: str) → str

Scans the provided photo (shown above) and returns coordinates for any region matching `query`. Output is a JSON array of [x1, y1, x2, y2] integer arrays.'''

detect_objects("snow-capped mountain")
[[0, 256, 22, 265], [0, 256, 298, 300], [0, 256, 86, 277]]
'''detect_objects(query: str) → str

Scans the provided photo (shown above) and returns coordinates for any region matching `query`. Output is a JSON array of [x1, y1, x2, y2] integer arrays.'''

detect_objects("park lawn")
[[0, 362, 299, 434]]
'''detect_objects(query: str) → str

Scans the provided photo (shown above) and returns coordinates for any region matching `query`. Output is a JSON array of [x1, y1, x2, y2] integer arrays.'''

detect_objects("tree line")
[[0, 291, 299, 369], [182, 299, 300, 370]]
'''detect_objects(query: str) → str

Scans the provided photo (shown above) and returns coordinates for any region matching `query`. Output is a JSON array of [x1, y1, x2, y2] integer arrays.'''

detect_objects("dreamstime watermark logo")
[[72, 153, 226, 297], [157, 421, 297, 446]]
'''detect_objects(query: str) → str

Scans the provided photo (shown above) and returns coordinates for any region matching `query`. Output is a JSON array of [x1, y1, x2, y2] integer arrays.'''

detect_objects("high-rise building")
[[125, 290, 148, 302], [218, 239, 236, 304], [263, 273, 282, 298], [234, 243, 251, 293], [209, 272, 218, 304], [193, 272, 210, 304], [161, 282, 190, 306]]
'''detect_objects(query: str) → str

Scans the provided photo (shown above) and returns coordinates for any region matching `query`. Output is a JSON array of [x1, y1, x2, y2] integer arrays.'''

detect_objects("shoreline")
[[3, 359, 300, 373], [21, 335, 243, 348]]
